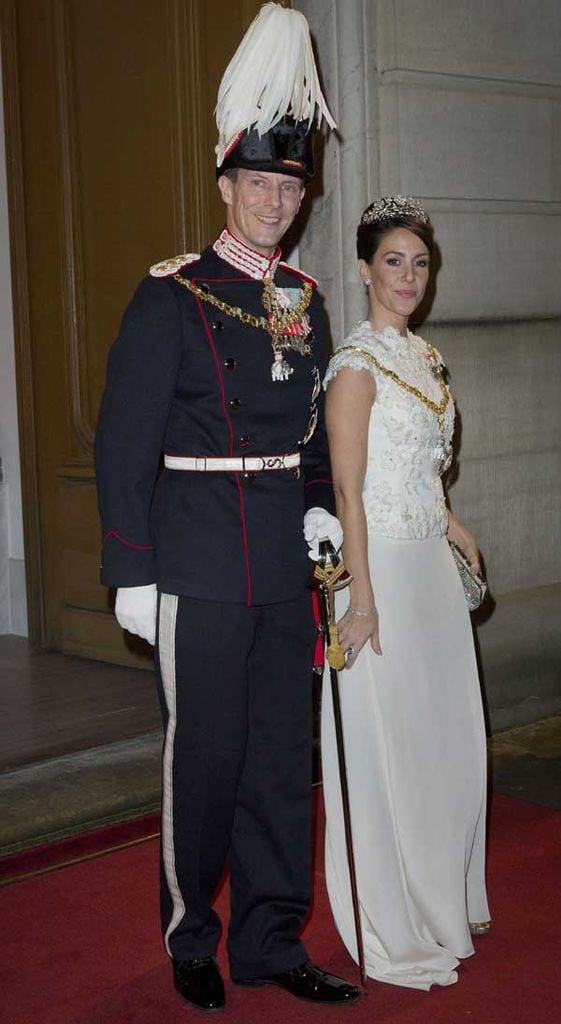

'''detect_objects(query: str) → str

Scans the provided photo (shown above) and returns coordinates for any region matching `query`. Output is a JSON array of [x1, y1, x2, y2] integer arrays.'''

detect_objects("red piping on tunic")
[[192, 273, 262, 285], [311, 589, 325, 669], [196, 297, 253, 606], [279, 262, 318, 287], [103, 531, 155, 551], [191, 276, 255, 283], [195, 295, 235, 458]]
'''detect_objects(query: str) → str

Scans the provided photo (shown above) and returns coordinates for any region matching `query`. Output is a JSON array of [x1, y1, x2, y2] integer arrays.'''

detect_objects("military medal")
[[428, 352, 443, 382], [272, 350, 294, 381], [425, 348, 451, 469], [262, 277, 313, 382], [172, 273, 314, 383]]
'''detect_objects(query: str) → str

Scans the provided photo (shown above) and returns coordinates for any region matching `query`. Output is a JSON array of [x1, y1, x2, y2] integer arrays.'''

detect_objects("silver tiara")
[[361, 196, 429, 225]]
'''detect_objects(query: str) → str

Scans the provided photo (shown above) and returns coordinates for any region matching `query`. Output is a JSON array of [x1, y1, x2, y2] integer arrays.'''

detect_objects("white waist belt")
[[164, 453, 301, 472]]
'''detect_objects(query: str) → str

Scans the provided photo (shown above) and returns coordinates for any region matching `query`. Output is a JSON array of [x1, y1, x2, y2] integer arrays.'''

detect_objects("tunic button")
[[239, 436, 250, 447], [243, 472, 256, 482], [213, 320, 224, 331], [224, 358, 236, 369], [230, 397, 241, 410]]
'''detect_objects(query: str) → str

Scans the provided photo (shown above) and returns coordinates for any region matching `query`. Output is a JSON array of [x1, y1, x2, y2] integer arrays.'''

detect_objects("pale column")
[[296, 0, 379, 346], [0, 50, 27, 635]]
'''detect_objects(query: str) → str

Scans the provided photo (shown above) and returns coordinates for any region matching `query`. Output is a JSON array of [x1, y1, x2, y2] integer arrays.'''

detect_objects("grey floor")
[[1, 635, 560, 856], [0, 635, 161, 771], [0, 635, 162, 854]]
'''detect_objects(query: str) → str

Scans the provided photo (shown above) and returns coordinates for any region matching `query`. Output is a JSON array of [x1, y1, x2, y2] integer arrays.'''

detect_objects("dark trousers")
[[155, 592, 316, 979]]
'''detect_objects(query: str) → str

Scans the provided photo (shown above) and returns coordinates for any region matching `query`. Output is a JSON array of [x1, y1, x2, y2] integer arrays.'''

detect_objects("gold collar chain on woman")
[[338, 341, 451, 473], [336, 343, 449, 420]]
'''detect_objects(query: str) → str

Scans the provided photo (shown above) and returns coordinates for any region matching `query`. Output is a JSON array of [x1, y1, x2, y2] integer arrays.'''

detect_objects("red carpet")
[[1, 793, 560, 1024]]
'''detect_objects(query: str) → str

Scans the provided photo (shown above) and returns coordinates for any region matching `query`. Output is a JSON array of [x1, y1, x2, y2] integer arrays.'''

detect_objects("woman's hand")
[[337, 605, 382, 668], [447, 510, 481, 575]]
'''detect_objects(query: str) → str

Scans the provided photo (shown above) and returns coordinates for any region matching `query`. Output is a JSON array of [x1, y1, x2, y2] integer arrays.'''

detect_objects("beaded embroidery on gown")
[[321, 322, 489, 990]]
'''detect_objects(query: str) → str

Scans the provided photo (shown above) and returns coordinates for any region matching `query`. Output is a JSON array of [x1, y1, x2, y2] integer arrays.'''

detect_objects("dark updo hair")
[[357, 214, 434, 264]]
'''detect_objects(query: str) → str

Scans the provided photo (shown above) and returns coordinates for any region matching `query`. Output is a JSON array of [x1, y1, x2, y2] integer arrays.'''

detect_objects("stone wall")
[[296, 0, 561, 730]]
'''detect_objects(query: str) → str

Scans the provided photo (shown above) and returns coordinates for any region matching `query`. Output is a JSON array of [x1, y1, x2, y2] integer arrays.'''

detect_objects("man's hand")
[[303, 507, 344, 562], [115, 584, 157, 645]]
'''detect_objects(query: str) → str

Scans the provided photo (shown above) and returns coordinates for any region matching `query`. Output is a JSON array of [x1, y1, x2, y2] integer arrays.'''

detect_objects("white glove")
[[115, 584, 157, 646], [303, 507, 344, 562]]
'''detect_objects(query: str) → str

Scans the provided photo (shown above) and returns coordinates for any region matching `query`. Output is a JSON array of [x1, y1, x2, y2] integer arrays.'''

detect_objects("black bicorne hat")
[[217, 117, 314, 181], [214, 3, 334, 182]]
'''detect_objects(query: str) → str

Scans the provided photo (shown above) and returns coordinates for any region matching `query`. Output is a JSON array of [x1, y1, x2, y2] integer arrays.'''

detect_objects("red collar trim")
[[213, 228, 281, 281]]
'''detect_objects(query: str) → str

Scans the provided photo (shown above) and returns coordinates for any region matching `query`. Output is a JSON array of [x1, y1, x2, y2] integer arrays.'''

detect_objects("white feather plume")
[[215, 2, 336, 166]]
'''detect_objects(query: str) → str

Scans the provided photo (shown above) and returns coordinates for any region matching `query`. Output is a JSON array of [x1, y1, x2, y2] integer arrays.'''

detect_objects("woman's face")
[[360, 227, 430, 326]]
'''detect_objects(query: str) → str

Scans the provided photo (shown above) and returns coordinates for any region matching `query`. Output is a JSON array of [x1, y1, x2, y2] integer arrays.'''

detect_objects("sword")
[[314, 539, 368, 992]]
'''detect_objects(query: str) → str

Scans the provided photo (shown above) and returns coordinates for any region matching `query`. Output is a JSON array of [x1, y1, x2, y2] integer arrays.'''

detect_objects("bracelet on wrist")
[[349, 604, 376, 617]]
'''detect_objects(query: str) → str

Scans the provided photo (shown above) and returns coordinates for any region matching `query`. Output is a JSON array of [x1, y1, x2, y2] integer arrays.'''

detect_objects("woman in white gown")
[[321, 196, 490, 991]]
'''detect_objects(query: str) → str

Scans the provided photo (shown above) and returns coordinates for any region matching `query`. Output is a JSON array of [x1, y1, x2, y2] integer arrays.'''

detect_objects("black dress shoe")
[[173, 957, 225, 1012], [234, 960, 361, 1004]]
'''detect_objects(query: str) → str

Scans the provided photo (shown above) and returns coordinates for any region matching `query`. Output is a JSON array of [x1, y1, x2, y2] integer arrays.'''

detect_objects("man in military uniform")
[[95, 2, 359, 1012]]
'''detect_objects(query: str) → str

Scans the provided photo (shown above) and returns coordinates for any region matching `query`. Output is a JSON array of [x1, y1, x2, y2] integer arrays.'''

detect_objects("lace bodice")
[[324, 322, 455, 539]]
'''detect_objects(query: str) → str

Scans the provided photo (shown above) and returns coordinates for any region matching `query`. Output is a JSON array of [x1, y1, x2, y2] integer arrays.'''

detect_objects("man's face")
[[218, 169, 305, 255]]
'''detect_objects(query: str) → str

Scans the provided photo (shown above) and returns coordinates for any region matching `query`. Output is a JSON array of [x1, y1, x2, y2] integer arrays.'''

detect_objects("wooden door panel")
[[2, 0, 263, 664]]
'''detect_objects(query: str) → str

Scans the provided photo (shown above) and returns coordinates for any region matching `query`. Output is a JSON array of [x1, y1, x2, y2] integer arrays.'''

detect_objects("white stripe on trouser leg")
[[158, 592, 185, 956]]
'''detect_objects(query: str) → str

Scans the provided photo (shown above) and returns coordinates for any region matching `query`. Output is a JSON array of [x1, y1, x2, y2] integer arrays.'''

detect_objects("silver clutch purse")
[[449, 542, 487, 611]]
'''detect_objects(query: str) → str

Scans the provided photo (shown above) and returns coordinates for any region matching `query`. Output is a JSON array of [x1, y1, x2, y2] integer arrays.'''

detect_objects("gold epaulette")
[[149, 253, 201, 278]]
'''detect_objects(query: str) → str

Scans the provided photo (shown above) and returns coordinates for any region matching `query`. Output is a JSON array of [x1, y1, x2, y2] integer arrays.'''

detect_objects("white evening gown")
[[321, 323, 490, 991]]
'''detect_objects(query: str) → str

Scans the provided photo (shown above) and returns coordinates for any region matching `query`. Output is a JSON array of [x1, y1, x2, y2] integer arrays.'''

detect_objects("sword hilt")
[[313, 540, 350, 669], [313, 538, 353, 592]]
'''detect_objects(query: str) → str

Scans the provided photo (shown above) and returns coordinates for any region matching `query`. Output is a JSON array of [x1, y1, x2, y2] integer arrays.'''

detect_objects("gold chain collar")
[[337, 340, 452, 472], [173, 273, 313, 351], [336, 342, 449, 419]]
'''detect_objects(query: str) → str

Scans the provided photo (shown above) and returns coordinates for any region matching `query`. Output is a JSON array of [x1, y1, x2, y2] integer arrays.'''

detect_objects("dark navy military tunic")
[[95, 241, 333, 603]]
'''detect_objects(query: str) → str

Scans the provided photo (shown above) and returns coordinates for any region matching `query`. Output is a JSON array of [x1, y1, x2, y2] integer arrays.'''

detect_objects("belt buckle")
[[264, 455, 284, 471], [196, 456, 207, 471]]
